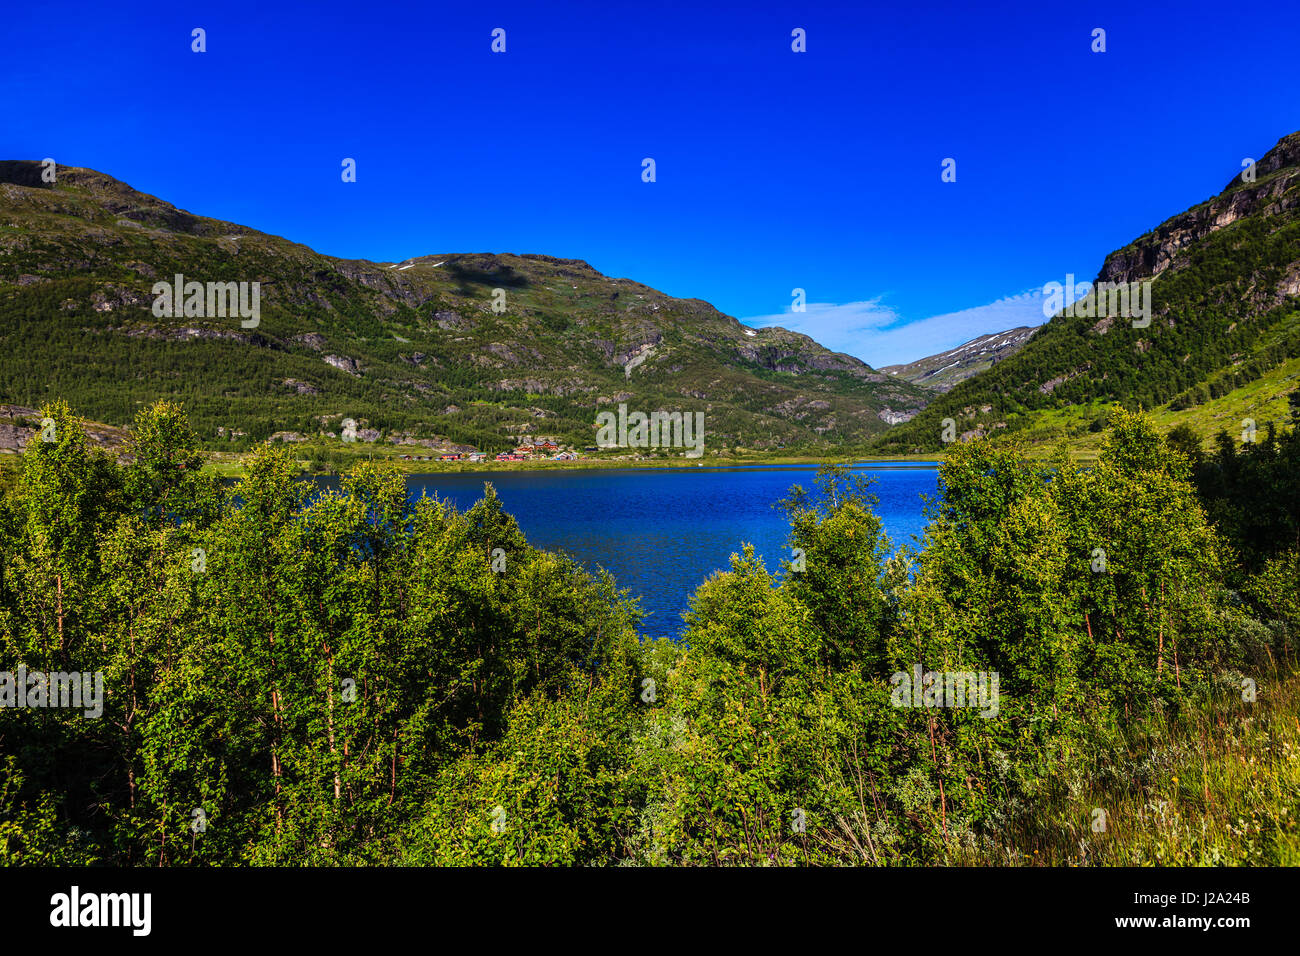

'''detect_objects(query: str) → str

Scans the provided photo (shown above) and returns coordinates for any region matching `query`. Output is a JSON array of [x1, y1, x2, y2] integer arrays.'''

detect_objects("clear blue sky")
[[4, 0, 1298, 366]]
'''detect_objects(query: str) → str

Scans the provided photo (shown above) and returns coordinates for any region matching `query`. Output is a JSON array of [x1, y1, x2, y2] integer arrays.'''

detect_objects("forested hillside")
[[0, 161, 928, 456], [873, 131, 1300, 453]]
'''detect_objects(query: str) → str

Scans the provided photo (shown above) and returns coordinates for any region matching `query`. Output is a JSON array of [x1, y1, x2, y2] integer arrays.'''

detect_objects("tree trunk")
[[927, 715, 948, 840], [56, 573, 64, 654], [326, 643, 340, 801]]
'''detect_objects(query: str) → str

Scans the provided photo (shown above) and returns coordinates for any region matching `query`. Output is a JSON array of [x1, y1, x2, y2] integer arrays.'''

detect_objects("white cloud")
[[743, 289, 1052, 368]]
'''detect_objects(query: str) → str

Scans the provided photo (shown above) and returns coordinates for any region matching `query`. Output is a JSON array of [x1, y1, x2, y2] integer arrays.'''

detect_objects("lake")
[[313, 464, 939, 640]]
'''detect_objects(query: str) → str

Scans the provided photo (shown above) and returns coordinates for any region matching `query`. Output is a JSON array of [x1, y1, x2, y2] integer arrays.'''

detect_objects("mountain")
[[0, 162, 930, 456], [879, 326, 1038, 392], [872, 131, 1300, 453]]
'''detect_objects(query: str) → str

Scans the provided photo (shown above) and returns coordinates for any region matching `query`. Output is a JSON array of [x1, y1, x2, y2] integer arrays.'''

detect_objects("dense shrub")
[[1, 403, 1293, 864]]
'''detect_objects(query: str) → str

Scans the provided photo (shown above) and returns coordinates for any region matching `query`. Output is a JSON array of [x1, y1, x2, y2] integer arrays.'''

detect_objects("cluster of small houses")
[[397, 439, 583, 464]]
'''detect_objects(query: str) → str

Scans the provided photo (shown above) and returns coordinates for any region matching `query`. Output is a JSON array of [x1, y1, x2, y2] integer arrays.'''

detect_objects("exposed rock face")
[[877, 407, 921, 425], [292, 332, 328, 351], [768, 396, 831, 419], [323, 354, 361, 375], [125, 326, 253, 344], [733, 335, 879, 377], [1099, 133, 1300, 288], [621, 343, 656, 378], [490, 379, 592, 396], [433, 310, 471, 330], [0, 404, 128, 454], [482, 342, 543, 365], [387, 431, 479, 454], [1276, 263, 1300, 298], [0, 421, 35, 452], [90, 285, 151, 311]]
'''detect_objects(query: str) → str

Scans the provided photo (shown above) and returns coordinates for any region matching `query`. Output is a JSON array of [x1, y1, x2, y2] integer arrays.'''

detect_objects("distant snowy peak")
[[879, 326, 1038, 392]]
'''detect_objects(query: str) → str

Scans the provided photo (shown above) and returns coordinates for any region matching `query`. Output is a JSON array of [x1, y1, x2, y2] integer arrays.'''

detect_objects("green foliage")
[[1, 403, 1295, 866], [0, 401, 646, 864], [630, 413, 1291, 865], [1192, 419, 1300, 575]]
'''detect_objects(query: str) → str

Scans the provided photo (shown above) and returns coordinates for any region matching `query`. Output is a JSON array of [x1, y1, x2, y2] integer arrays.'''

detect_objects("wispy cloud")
[[743, 289, 1052, 368]]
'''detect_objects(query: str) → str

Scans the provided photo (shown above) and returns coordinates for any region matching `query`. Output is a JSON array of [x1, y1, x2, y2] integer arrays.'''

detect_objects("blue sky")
[[4, 0, 1298, 366]]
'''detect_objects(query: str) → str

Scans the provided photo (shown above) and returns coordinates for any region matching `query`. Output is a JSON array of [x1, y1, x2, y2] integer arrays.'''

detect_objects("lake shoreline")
[[203, 450, 947, 479]]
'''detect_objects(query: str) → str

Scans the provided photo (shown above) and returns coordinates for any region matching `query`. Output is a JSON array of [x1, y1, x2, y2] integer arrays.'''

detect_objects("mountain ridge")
[[0, 161, 931, 455], [871, 130, 1300, 453], [880, 326, 1038, 392]]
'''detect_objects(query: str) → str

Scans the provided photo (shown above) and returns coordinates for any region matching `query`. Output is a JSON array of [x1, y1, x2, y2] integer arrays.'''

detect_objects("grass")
[[956, 669, 1300, 865], [1150, 356, 1300, 446], [974, 357, 1300, 462]]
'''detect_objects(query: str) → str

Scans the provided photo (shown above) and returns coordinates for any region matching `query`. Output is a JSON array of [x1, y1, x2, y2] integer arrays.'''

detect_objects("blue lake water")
[[313, 464, 939, 640]]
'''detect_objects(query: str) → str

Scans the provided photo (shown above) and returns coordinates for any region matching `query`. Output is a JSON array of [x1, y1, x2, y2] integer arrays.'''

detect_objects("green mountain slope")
[[872, 131, 1300, 453], [0, 162, 929, 455]]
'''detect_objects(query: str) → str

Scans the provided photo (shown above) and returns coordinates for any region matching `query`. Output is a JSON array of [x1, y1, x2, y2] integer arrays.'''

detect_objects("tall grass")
[[954, 670, 1300, 865]]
